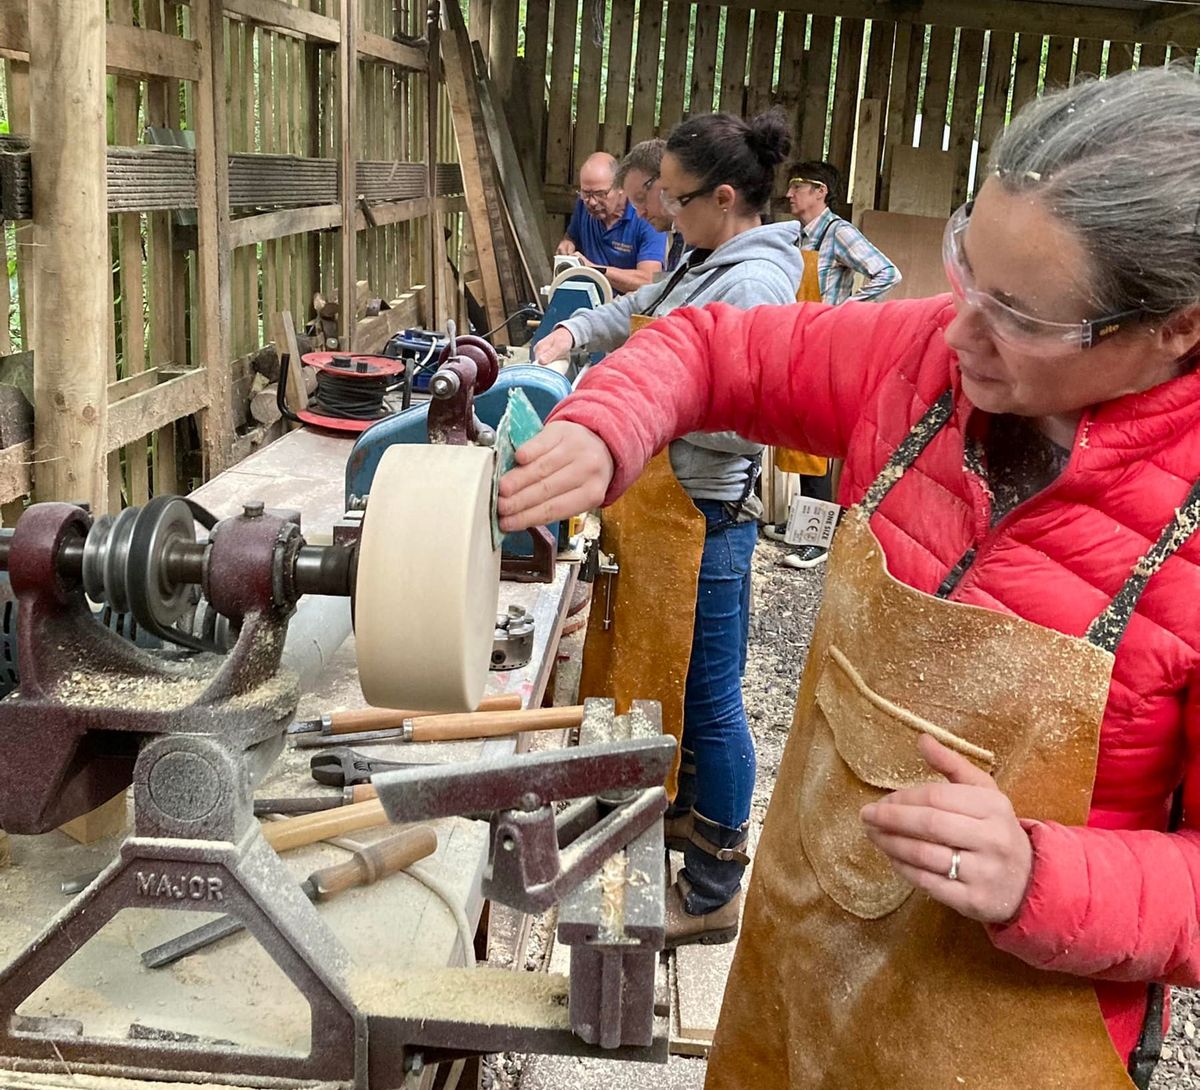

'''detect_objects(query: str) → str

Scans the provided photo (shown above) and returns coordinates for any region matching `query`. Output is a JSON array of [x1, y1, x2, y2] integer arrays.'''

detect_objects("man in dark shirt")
[[616, 140, 686, 272], [557, 152, 667, 293]]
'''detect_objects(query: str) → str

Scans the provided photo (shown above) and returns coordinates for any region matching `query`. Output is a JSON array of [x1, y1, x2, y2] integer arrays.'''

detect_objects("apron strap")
[[1086, 476, 1200, 652], [859, 389, 956, 517]]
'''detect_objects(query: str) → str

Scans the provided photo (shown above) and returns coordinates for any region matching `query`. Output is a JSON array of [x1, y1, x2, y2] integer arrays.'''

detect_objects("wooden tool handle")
[[409, 704, 585, 743], [309, 826, 437, 898], [329, 693, 522, 734], [348, 783, 379, 804], [261, 797, 388, 852]]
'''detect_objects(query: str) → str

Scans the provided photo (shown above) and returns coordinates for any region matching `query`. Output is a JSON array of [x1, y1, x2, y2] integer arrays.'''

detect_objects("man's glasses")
[[659, 185, 715, 218], [578, 187, 613, 201]]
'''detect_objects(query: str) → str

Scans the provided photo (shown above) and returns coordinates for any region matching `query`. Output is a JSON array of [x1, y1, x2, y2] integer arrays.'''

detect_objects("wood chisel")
[[252, 784, 378, 815], [293, 703, 586, 749], [140, 825, 437, 968], [286, 692, 523, 736]]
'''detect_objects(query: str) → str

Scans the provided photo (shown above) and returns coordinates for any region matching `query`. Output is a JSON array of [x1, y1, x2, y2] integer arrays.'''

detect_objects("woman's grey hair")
[[989, 65, 1200, 316]]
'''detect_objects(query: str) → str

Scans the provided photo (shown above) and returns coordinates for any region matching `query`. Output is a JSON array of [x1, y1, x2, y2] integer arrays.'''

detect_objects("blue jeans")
[[683, 500, 758, 829]]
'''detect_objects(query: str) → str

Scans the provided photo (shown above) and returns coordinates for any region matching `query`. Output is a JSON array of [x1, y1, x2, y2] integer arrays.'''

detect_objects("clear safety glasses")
[[659, 185, 715, 219], [942, 202, 1147, 358]]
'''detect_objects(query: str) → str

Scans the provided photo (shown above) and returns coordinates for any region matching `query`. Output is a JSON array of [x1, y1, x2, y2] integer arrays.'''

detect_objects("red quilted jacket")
[[549, 294, 1200, 1062]]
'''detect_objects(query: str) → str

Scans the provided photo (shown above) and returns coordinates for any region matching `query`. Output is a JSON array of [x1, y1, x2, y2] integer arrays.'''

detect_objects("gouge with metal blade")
[[294, 704, 585, 749], [286, 692, 522, 736], [140, 825, 437, 968]]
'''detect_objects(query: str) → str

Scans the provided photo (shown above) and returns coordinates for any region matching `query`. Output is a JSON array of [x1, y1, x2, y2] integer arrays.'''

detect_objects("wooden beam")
[[0, 10, 203, 82], [108, 368, 162, 404], [358, 31, 428, 72], [194, 0, 235, 476], [105, 370, 208, 453], [229, 204, 342, 248], [722, 0, 1200, 49], [223, 0, 340, 44], [339, 0, 358, 349], [30, 0, 108, 508], [353, 197, 433, 230], [849, 98, 884, 223], [427, 3, 447, 328]]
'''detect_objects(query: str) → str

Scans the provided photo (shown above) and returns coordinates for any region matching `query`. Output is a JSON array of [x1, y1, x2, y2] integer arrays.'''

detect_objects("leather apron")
[[707, 390, 1196, 1089], [774, 251, 828, 477], [579, 311, 706, 797]]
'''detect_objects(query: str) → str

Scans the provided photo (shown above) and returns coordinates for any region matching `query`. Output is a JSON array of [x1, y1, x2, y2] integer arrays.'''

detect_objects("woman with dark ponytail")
[[536, 109, 801, 946]]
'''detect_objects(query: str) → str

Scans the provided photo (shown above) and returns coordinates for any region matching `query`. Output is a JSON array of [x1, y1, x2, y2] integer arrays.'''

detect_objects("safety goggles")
[[943, 202, 1147, 358], [659, 184, 715, 218], [787, 177, 826, 191]]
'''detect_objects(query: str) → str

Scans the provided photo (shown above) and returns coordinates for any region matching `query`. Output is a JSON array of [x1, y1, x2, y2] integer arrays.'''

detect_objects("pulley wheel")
[[549, 265, 614, 306], [354, 444, 501, 711]]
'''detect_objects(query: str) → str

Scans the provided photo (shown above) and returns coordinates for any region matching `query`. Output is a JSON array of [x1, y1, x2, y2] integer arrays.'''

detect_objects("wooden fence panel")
[[630, 0, 664, 144], [828, 19, 865, 181], [602, 0, 637, 155], [657, 1, 691, 135], [720, 8, 752, 116], [745, 11, 779, 119], [799, 15, 836, 157], [689, 4, 722, 118]]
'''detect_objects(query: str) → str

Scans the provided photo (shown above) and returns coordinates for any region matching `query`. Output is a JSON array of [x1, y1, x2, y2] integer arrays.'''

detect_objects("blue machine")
[[529, 268, 611, 351], [345, 365, 573, 560]]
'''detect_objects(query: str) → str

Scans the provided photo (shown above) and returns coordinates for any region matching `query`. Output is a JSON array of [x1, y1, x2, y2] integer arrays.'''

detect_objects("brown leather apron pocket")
[[799, 645, 996, 920]]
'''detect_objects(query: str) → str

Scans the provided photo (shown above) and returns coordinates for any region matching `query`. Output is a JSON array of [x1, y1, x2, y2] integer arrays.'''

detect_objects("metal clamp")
[[599, 554, 619, 631], [492, 605, 535, 670]]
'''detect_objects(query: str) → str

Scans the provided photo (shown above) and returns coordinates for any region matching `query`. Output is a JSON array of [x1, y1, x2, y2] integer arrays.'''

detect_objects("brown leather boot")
[[663, 748, 697, 852], [663, 809, 694, 853], [665, 873, 742, 948]]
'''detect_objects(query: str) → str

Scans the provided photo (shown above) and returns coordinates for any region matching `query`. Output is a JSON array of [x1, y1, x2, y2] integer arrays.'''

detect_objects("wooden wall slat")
[[601, 0, 636, 155], [720, 7, 752, 117], [545, 0, 580, 187], [777, 12, 807, 167], [977, 30, 1014, 178], [629, 0, 663, 145], [1139, 43, 1167, 68], [688, 4, 721, 118], [520, 0, 550, 169], [1075, 37, 1104, 81], [1106, 41, 1136, 76], [799, 14, 836, 158], [657, 0, 691, 135], [828, 18, 865, 182], [572, 0, 605, 177], [746, 10, 780, 119], [899, 24, 924, 150], [949, 27, 984, 207], [1011, 32, 1043, 113], [879, 20, 913, 208], [863, 20, 895, 103], [920, 25, 955, 150], [1044, 35, 1074, 89]]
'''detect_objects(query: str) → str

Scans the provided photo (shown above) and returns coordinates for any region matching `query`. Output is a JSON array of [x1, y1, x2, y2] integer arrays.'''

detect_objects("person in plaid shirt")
[[788, 159, 901, 304]]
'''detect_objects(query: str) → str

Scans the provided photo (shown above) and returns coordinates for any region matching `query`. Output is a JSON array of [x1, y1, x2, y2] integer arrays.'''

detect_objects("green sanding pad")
[[492, 388, 544, 548]]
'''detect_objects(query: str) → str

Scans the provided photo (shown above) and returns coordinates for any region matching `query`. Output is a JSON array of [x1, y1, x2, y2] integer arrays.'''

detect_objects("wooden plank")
[[800, 15, 836, 158], [977, 30, 1015, 183], [899, 23, 924, 152], [718, 0, 1200, 51], [272, 310, 308, 415], [863, 20, 896, 103], [109, 368, 163, 404], [688, 4, 721, 118], [860, 209, 948, 299], [920, 24, 955, 150], [745, 10, 779, 119], [573, 0, 605, 178], [1010, 32, 1042, 114], [887, 145, 955, 218], [475, 58, 553, 286], [948, 27, 984, 207], [339, 0, 358, 349], [849, 97, 883, 221], [544, 0, 578, 185], [629, 0, 664, 145], [880, 20, 914, 208], [673, 939, 736, 1055], [1044, 35, 1074, 89], [602, 0, 636, 156], [719, 7, 751, 117], [1106, 41, 1136, 77], [229, 204, 343, 249], [488, 0, 519, 101], [777, 13, 807, 167], [107, 23, 202, 83], [657, 1, 691, 135], [358, 31, 427, 72], [828, 18, 865, 183], [106, 369, 209, 452], [223, 0, 340, 44], [194, 0, 235, 476], [441, 0, 514, 341], [0, 443, 32, 505], [1074, 37, 1104, 82], [29, 0, 108, 508], [1138, 43, 1168, 69], [519, 0, 551, 169], [470, 0, 492, 58], [426, 4, 446, 329]]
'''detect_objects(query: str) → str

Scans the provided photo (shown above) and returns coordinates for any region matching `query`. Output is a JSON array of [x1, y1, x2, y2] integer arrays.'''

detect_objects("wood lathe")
[[0, 329, 671, 1087]]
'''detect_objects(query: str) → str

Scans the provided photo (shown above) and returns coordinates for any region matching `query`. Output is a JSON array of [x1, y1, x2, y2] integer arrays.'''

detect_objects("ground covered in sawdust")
[[484, 537, 1200, 1089]]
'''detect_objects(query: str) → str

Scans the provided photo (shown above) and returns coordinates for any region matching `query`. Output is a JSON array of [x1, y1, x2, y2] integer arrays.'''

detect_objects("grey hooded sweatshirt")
[[558, 221, 803, 514]]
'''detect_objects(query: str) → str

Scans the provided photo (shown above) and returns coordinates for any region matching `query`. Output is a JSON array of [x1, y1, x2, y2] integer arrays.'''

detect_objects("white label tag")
[[785, 497, 841, 548]]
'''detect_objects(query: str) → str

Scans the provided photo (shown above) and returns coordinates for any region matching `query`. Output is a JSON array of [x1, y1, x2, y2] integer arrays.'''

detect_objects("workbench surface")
[[0, 427, 579, 1078]]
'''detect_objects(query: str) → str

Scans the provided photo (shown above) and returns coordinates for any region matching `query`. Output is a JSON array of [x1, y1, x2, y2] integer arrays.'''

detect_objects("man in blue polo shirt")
[[557, 152, 667, 293]]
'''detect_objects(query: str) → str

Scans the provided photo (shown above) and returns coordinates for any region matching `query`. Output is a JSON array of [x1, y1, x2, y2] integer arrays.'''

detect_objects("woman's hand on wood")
[[497, 421, 614, 531], [859, 733, 1034, 925]]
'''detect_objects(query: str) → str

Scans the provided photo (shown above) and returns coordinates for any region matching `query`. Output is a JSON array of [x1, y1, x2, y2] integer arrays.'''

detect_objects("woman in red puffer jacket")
[[500, 68, 1200, 1090]]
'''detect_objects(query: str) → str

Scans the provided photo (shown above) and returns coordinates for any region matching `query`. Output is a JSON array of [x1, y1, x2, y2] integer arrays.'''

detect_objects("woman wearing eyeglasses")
[[503, 67, 1200, 1089], [535, 108, 802, 948]]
